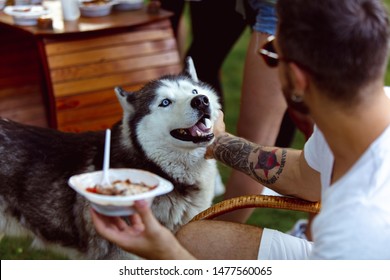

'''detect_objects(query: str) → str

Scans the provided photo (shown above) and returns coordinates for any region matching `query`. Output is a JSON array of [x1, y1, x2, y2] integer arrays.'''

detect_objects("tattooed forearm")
[[212, 134, 256, 175], [212, 134, 288, 186]]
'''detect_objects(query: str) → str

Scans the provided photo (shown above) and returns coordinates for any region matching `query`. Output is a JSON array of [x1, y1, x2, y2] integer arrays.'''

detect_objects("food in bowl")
[[13, 7, 32, 12], [79, 0, 115, 17], [82, 0, 112, 5], [86, 179, 158, 196], [68, 168, 173, 216]]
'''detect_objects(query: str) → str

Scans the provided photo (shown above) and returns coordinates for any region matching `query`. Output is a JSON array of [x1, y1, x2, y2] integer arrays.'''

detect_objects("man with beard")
[[91, 0, 390, 259]]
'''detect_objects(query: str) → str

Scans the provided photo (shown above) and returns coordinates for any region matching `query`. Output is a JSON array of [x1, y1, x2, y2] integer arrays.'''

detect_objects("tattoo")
[[213, 134, 255, 175], [251, 149, 287, 185], [213, 134, 287, 185]]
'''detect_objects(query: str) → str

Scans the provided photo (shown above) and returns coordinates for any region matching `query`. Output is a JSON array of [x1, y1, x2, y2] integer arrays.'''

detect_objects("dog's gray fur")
[[0, 57, 221, 259]]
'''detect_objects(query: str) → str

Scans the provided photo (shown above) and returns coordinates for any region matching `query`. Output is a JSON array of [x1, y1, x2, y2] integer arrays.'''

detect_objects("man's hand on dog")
[[205, 110, 226, 159]]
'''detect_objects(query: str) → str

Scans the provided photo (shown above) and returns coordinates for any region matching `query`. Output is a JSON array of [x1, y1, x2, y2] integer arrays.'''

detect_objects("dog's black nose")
[[191, 95, 209, 111]]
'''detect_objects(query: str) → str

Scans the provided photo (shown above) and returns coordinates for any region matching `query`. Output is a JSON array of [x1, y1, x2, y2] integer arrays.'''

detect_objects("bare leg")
[[159, 0, 187, 62], [176, 220, 263, 260], [176, 15, 188, 62], [218, 32, 287, 223]]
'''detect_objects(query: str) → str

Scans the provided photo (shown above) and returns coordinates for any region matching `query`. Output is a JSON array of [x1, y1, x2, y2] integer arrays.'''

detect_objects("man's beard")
[[282, 70, 310, 115]]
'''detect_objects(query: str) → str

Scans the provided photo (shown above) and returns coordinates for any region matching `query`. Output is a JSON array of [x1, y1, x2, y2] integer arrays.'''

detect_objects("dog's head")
[[115, 57, 221, 153]]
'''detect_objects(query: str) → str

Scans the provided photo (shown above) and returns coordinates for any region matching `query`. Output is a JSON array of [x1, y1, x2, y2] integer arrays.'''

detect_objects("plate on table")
[[4, 5, 50, 26]]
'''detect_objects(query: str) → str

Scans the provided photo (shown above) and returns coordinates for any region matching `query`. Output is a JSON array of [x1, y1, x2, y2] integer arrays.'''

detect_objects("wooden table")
[[0, 1, 181, 132]]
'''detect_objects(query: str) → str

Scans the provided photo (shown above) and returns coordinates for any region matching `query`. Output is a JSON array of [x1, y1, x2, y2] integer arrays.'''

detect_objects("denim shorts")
[[248, 0, 278, 35]]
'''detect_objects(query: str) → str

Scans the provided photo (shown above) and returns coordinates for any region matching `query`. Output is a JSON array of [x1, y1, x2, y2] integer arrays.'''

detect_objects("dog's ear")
[[183, 56, 199, 83], [115, 86, 135, 114]]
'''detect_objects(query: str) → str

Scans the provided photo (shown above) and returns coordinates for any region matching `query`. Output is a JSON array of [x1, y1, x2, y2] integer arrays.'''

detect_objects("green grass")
[[0, 236, 67, 260]]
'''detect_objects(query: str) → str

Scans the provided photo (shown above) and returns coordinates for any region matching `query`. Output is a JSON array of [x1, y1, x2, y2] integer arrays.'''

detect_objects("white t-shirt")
[[304, 125, 390, 259]]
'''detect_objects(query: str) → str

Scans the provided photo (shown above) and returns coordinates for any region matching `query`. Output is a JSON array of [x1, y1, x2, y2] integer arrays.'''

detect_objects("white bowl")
[[4, 5, 50, 26], [79, 0, 115, 17], [114, 0, 143, 11], [68, 168, 173, 216]]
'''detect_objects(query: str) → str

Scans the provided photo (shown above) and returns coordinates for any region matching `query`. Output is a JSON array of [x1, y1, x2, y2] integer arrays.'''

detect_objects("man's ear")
[[289, 62, 309, 92]]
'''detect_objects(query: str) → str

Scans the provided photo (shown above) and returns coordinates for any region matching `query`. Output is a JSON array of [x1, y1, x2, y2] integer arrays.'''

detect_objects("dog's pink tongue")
[[189, 122, 211, 136]]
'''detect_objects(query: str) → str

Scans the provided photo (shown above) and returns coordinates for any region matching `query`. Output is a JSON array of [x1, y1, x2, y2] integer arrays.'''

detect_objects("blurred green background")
[[2, 0, 390, 259]]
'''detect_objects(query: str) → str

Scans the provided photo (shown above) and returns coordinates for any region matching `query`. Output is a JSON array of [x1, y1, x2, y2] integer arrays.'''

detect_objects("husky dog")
[[0, 57, 221, 259]]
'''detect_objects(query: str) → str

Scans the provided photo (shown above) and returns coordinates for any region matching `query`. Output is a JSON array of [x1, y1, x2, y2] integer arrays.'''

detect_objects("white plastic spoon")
[[101, 129, 111, 187]]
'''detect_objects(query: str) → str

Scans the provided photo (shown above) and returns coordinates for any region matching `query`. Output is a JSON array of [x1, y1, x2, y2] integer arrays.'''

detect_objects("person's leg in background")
[[184, 0, 249, 197], [186, 0, 248, 109], [159, 0, 187, 60], [275, 111, 296, 147], [217, 1, 287, 222]]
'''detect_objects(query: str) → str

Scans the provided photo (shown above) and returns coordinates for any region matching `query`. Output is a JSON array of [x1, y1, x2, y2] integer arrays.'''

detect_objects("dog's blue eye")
[[159, 99, 172, 107], [192, 89, 198, 95]]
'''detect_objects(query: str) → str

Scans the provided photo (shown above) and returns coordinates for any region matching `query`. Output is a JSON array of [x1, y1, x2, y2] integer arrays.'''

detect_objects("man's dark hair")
[[276, 0, 390, 103]]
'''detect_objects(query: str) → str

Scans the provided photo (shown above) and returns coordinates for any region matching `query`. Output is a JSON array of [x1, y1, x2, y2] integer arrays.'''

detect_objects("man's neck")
[[313, 87, 390, 183]]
